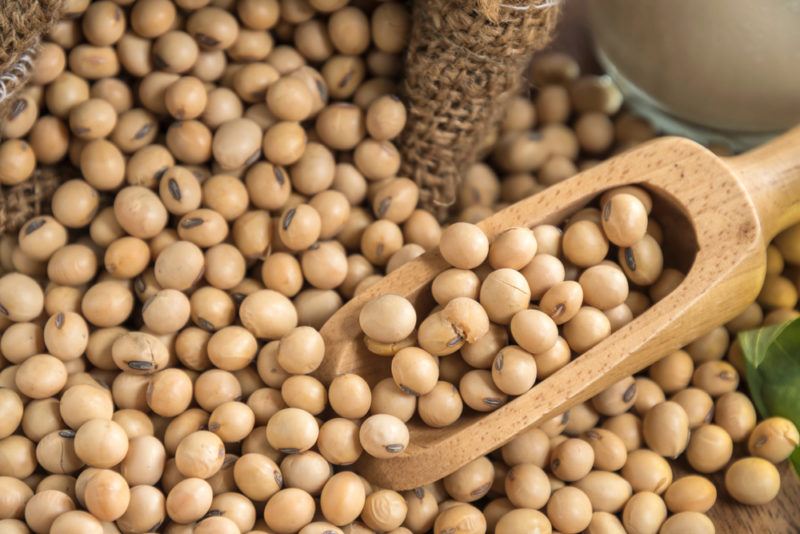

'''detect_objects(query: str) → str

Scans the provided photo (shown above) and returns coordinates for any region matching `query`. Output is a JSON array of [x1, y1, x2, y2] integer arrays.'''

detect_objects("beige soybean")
[[491, 346, 537, 396], [601, 193, 648, 247], [0, 273, 44, 322], [664, 475, 717, 513], [35, 430, 84, 475], [83, 469, 130, 521], [479, 268, 531, 324], [562, 221, 608, 268], [321, 472, 366, 526], [619, 235, 664, 286], [74, 419, 129, 468], [622, 491, 667, 534], [583, 428, 628, 471], [360, 294, 417, 344], [147, 369, 193, 417], [686, 424, 734, 474], [120, 435, 167, 486], [280, 450, 331, 496], [16, 354, 68, 399], [660, 512, 715, 534], [318, 418, 362, 465], [362, 489, 408, 531], [714, 391, 757, 442], [671, 387, 715, 429], [443, 456, 494, 502], [748, 417, 800, 463], [282, 375, 327, 415], [240, 290, 298, 340], [166, 477, 213, 523], [649, 350, 694, 393], [233, 453, 282, 502], [329, 373, 371, 419], [725, 457, 781, 506], [433, 504, 486, 534], [264, 488, 316, 533], [622, 449, 673, 494], [418, 381, 463, 428], [563, 306, 611, 353], [266, 407, 319, 454], [175, 430, 225, 479], [585, 511, 625, 534], [642, 401, 690, 458], [573, 471, 632, 513], [539, 280, 583, 325], [432, 269, 481, 305], [391, 347, 439, 396], [440, 222, 489, 270], [579, 264, 629, 310], [50, 510, 104, 534], [360, 414, 409, 459], [505, 463, 551, 509], [546, 486, 592, 534]]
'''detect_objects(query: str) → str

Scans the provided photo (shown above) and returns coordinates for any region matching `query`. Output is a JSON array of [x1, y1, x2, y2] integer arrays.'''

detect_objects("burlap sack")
[[399, 0, 561, 219], [0, 0, 63, 233]]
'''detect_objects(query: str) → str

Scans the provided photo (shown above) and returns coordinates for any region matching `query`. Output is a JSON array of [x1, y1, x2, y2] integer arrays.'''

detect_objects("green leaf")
[[738, 318, 800, 476]]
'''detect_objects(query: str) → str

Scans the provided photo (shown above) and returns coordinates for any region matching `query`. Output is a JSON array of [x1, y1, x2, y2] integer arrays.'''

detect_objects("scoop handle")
[[727, 125, 800, 241]]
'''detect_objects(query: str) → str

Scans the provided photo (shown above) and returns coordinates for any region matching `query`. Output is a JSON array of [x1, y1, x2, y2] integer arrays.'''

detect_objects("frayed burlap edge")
[[0, 0, 63, 119], [399, 0, 561, 220], [0, 43, 39, 120], [0, 0, 64, 233]]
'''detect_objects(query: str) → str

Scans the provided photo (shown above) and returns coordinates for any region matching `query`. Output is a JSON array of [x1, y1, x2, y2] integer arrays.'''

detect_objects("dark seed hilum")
[[447, 335, 463, 347], [24, 218, 46, 235], [128, 360, 155, 370], [203, 510, 225, 519], [9, 98, 27, 119], [471, 483, 491, 497], [399, 385, 418, 396], [181, 217, 204, 229], [168, 178, 182, 201], [197, 317, 216, 332], [377, 197, 392, 218], [494, 353, 504, 371], [623, 383, 637, 402], [134, 122, 154, 140], [274, 167, 286, 185], [195, 33, 220, 47], [282, 208, 296, 230], [624, 248, 637, 271]]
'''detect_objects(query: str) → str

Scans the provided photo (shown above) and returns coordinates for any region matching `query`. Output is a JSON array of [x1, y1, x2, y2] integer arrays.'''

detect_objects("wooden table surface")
[[543, 2, 800, 532]]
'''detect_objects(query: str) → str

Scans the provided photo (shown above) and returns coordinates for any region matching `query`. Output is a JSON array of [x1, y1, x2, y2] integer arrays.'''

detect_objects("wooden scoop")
[[315, 127, 800, 490]]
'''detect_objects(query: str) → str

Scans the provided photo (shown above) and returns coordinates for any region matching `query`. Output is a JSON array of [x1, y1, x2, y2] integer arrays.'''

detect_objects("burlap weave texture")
[[0, 168, 61, 234], [399, 0, 560, 219]]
